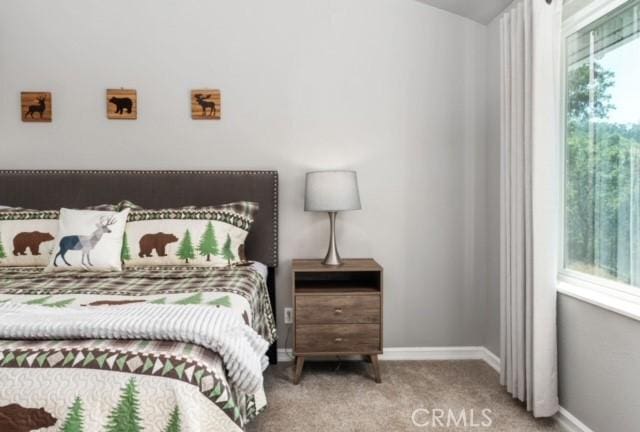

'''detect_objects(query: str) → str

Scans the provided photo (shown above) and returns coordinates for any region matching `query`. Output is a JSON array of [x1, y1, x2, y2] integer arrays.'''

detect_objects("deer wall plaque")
[[21, 92, 52, 122]]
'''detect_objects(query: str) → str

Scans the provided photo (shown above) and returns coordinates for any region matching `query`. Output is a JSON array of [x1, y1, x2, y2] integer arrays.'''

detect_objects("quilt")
[[0, 266, 276, 432]]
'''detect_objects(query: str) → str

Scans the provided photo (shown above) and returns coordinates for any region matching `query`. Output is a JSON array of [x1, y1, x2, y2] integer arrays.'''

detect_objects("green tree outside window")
[[565, 34, 640, 286]]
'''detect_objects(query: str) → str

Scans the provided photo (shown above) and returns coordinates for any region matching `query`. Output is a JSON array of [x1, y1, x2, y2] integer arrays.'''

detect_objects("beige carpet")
[[247, 360, 561, 432]]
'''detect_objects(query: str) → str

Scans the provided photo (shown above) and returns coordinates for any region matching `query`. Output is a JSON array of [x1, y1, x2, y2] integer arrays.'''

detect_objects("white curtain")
[[499, 0, 562, 417]]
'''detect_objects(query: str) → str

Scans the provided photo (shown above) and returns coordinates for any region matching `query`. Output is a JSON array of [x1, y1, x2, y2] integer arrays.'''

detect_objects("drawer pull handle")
[[334, 337, 344, 342], [334, 308, 343, 314]]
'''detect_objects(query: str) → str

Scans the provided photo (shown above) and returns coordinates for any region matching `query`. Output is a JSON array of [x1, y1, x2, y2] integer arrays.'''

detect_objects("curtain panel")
[[499, 0, 562, 417]]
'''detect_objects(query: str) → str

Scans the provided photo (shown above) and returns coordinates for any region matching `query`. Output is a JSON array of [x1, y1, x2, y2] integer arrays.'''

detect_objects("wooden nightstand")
[[291, 258, 383, 384]]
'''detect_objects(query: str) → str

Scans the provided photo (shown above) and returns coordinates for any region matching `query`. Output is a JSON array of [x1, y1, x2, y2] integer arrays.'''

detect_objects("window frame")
[[559, 0, 640, 318]]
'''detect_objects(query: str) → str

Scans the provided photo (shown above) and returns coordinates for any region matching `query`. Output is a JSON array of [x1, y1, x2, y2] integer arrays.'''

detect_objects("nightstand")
[[291, 258, 383, 384]]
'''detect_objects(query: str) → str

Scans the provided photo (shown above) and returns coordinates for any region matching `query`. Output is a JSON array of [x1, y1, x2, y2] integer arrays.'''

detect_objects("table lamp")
[[304, 170, 361, 266]]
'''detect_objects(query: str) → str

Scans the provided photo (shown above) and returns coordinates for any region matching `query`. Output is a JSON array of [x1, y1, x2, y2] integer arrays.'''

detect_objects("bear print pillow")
[[0, 209, 58, 267], [45, 208, 130, 272], [123, 202, 258, 267]]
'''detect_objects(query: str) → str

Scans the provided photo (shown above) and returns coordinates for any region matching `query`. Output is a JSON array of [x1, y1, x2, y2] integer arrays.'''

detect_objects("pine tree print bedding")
[[0, 266, 275, 431], [123, 202, 259, 268]]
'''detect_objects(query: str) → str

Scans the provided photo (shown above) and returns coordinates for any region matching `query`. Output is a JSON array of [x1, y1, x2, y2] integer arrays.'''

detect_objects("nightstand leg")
[[293, 356, 305, 385], [369, 354, 381, 383]]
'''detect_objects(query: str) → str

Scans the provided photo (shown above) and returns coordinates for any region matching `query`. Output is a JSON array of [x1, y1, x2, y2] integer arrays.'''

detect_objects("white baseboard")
[[554, 407, 595, 432], [381, 346, 486, 361], [481, 347, 501, 372], [277, 349, 294, 362], [467, 350, 590, 432], [276, 345, 591, 432], [277, 346, 500, 365]]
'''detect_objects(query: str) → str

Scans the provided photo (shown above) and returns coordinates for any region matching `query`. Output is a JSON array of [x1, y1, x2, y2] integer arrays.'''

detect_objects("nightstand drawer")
[[295, 324, 380, 353], [295, 294, 380, 324]]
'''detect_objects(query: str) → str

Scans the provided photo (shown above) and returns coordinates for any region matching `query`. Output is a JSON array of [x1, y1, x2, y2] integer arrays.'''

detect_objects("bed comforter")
[[0, 266, 276, 432]]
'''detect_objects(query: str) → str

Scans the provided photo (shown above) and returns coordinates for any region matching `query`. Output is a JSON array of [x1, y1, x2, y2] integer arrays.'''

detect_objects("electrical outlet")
[[284, 307, 293, 324]]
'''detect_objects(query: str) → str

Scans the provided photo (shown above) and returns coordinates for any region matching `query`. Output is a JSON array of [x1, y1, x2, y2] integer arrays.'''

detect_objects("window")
[[564, 0, 640, 290]]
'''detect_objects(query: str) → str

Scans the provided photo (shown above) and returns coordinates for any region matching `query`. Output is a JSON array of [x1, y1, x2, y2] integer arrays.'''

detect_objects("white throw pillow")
[[45, 208, 130, 272]]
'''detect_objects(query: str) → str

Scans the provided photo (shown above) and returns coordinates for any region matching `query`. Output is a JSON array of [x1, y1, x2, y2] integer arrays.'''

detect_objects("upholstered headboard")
[[0, 170, 278, 267], [0, 170, 279, 363]]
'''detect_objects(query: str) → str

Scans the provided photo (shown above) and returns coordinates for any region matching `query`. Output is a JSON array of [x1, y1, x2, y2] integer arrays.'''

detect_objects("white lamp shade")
[[305, 170, 362, 212]]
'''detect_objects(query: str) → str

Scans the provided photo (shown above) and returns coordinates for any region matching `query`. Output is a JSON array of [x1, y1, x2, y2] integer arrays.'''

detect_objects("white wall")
[[0, 0, 489, 348]]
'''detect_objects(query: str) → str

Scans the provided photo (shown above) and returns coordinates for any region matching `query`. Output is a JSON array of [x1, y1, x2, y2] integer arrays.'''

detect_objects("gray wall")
[[483, 15, 502, 358], [558, 294, 640, 432], [0, 0, 490, 349]]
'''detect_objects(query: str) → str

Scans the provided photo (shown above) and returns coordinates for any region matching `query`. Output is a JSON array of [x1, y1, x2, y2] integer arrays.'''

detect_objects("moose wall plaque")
[[191, 90, 221, 120], [107, 89, 137, 120], [21, 92, 52, 122]]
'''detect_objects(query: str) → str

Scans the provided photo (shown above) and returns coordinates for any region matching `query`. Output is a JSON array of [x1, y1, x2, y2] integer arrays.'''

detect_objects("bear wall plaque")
[[107, 89, 137, 120]]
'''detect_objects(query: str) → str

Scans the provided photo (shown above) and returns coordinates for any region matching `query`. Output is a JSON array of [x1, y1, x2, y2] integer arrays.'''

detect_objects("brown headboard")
[[0, 170, 279, 363], [0, 170, 279, 267]]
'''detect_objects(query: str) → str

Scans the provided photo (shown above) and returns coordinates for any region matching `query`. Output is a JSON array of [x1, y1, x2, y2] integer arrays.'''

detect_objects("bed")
[[0, 170, 278, 432]]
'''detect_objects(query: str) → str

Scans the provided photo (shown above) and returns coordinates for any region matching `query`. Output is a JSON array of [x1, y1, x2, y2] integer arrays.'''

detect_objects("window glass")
[[564, 0, 640, 287]]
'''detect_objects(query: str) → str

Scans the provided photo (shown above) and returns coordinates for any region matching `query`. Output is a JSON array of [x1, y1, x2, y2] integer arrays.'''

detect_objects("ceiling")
[[417, 0, 513, 25]]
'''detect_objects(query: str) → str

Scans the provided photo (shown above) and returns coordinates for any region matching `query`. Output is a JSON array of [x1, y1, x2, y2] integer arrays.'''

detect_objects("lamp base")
[[322, 250, 342, 266], [322, 211, 343, 266]]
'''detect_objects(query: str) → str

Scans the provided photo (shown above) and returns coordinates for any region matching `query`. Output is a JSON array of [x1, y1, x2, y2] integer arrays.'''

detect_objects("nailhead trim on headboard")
[[0, 170, 279, 266]]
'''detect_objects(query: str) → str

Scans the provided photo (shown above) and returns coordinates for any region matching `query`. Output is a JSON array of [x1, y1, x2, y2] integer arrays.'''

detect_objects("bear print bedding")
[[0, 265, 276, 432], [0, 209, 58, 266], [0, 202, 140, 268], [124, 201, 259, 268]]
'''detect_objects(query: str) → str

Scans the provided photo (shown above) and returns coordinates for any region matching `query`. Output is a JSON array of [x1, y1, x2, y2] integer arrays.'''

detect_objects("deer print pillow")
[[0, 210, 58, 267], [45, 208, 130, 272], [123, 202, 258, 268]]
